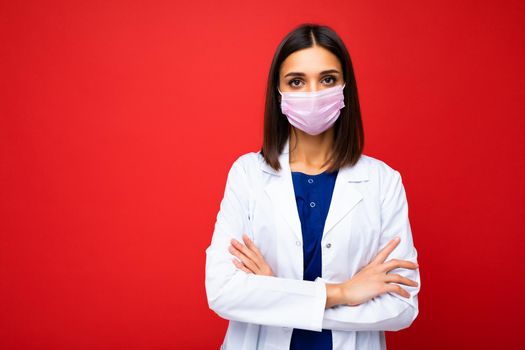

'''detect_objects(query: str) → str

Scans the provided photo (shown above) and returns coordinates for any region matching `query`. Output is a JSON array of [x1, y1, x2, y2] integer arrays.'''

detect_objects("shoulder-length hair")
[[260, 23, 364, 173]]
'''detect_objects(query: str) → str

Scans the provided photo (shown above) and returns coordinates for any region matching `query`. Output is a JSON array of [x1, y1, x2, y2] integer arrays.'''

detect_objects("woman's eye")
[[323, 76, 336, 84], [287, 76, 337, 88], [288, 79, 302, 87]]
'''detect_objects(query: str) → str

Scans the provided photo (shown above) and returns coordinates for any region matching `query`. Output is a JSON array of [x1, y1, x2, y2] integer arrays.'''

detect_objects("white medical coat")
[[205, 136, 421, 350]]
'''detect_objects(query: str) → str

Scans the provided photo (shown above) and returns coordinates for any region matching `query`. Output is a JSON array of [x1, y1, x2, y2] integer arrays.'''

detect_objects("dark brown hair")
[[260, 23, 364, 173]]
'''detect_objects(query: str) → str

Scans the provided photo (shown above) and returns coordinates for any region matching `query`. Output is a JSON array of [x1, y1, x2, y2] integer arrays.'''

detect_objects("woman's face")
[[278, 45, 344, 93]]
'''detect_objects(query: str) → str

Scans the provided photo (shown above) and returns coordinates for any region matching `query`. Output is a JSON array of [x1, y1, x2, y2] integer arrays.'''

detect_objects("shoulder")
[[359, 153, 401, 179], [359, 154, 407, 205], [224, 151, 262, 188], [358, 154, 405, 202], [232, 151, 260, 166], [230, 151, 261, 173]]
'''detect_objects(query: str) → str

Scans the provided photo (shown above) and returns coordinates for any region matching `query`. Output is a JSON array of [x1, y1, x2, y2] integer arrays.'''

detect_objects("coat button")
[[296, 240, 301, 246], [308, 178, 314, 184], [326, 243, 332, 248], [310, 201, 316, 208]]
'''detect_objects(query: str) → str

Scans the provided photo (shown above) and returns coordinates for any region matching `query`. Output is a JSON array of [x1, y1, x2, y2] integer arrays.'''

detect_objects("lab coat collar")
[[259, 135, 369, 242]]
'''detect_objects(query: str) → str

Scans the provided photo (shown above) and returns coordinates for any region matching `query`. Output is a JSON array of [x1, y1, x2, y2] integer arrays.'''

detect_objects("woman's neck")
[[288, 128, 334, 173]]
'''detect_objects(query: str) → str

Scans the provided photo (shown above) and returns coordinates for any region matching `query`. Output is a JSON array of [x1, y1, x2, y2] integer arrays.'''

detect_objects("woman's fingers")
[[382, 258, 419, 273], [384, 273, 419, 287], [231, 238, 261, 270], [232, 258, 253, 274], [228, 243, 259, 273], [242, 234, 262, 257], [384, 283, 411, 298], [229, 234, 275, 277], [339, 240, 420, 306], [370, 236, 401, 265]]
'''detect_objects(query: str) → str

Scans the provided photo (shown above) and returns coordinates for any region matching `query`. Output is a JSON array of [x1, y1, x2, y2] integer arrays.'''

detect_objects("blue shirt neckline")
[[291, 170, 337, 177]]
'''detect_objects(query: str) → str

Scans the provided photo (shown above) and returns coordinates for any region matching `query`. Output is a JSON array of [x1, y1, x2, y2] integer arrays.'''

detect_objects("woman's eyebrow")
[[284, 69, 340, 78]]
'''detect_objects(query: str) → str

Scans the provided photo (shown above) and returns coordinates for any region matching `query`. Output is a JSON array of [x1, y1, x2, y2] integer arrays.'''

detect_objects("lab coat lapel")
[[323, 161, 367, 240], [261, 136, 369, 243], [263, 143, 303, 242]]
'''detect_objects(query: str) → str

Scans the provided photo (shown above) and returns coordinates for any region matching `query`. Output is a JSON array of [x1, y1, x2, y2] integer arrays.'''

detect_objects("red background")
[[1, 0, 524, 349]]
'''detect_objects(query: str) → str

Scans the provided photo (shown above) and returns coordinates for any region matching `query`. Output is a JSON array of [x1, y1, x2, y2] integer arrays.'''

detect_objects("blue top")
[[289, 169, 338, 350]]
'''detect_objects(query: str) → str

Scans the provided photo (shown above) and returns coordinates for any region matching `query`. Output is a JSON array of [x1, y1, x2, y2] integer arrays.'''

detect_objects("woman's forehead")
[[280, 47, 341, 76]]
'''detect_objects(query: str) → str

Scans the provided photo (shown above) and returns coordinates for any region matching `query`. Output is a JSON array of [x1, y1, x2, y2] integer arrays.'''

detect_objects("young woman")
[[205, 23, 421, 350]]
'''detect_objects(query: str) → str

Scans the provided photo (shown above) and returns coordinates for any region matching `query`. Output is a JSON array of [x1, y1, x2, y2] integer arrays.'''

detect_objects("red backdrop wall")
[[1, 0, 524, 349]]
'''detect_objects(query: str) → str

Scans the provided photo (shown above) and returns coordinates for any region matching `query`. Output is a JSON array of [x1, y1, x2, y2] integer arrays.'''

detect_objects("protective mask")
[[277, 83, 346, 136]]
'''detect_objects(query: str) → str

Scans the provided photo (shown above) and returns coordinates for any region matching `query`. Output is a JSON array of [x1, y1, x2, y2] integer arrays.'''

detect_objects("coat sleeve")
[[205, 156, 328, 332], [320, 169, 421, 332]]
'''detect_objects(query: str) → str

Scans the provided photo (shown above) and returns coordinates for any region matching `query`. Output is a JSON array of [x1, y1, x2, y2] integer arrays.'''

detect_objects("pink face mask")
[[278, 83, 346, 136]]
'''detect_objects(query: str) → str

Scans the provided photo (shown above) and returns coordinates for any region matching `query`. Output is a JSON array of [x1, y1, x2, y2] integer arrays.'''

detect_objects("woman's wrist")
[[325, 283, 344, 309]]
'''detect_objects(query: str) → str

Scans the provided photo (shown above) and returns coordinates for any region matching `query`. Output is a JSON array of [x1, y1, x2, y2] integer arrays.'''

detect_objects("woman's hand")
[[228, 234, 275, 277], [336, 236, 419, 307]]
